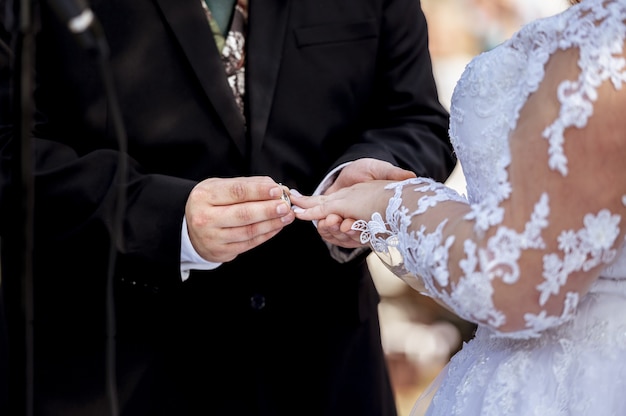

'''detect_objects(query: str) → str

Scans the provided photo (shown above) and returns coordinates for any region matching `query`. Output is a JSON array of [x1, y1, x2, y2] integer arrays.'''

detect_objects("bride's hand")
[[292, 159, 414, 248], [291, 181, 395, 247]]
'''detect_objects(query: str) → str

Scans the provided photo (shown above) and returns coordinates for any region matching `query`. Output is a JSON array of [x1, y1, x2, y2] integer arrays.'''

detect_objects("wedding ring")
[[278, 183, 291, 206]]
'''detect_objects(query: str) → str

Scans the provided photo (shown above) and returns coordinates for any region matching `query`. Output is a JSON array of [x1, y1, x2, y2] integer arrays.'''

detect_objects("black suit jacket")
[[0, 0, 455, 415]]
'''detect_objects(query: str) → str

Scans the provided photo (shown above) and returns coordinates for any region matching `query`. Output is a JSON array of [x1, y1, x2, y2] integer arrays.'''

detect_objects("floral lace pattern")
[[354, 0, 626, 340], [354, 2, 626, 413], [356, 178, 623, 339], [421, 287, 626, 415]]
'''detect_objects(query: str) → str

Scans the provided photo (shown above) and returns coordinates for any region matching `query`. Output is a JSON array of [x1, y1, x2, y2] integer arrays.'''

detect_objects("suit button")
[[250, 294, 266, 310]]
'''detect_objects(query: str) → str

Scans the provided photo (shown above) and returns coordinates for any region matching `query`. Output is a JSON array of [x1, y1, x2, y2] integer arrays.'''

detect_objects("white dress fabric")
[[354, 1, 626, 414]]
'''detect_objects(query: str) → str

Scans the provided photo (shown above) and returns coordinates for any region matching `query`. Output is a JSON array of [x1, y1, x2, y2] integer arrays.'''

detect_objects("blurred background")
[[371, 0, 570, 414]]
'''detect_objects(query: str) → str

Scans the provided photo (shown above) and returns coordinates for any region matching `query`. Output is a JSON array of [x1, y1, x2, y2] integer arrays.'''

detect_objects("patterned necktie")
[[201, 0, 248, 120]]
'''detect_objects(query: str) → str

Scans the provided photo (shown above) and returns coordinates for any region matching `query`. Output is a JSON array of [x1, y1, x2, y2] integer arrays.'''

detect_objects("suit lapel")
[[246, 0, 291, 153], [153, 0, 247, 155]]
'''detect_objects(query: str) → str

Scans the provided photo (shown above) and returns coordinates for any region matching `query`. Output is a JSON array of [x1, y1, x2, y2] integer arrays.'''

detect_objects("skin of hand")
[[185, 176, 295, 263], [294, 158, 408, 248]]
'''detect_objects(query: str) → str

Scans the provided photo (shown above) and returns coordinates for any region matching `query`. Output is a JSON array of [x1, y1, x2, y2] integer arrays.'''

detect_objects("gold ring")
[[278, 183, 291, 206]]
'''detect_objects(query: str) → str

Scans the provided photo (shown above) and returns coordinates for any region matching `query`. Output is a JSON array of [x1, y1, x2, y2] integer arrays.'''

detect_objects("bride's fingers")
[[289, 193, 329, 216], [290, 190, 359, 223], [292, 204, 328, 221], [316, 216, 364, 248], [288, 191, 321, 208]]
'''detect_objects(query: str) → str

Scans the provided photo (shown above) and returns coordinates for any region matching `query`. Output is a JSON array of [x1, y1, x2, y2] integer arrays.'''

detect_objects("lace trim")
[[354, 178, 624, 339]]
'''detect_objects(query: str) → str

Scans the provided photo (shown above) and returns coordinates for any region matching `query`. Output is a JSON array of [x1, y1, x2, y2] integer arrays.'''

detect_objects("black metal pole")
[[12, 0, 36, 414], [6, 2, 125, 413]]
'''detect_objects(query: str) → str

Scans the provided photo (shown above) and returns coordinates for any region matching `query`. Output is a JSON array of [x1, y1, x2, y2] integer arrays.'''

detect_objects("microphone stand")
[[12, 0, 36, 414], [8, 1, 126, 414]]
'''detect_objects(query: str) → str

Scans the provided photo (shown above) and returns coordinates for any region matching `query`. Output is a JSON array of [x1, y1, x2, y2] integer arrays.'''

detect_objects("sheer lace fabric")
[[417, 281, 626, 415], [354, 1, 626, 413]]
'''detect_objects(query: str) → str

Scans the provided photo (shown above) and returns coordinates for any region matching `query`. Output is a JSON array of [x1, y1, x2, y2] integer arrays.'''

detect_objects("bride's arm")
[[293, 46, 626, 339]]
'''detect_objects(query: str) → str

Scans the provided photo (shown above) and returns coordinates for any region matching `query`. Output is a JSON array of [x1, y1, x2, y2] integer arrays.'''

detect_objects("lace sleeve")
[[360, 172, 626, 339], [355, 1, 626, 339]]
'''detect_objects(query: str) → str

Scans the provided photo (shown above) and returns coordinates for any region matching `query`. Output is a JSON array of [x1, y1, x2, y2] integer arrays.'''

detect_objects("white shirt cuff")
[[180, 217, 222, 281]]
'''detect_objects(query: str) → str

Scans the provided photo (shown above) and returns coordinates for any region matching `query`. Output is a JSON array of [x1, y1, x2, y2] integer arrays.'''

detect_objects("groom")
[[0, 0, 455, 415]]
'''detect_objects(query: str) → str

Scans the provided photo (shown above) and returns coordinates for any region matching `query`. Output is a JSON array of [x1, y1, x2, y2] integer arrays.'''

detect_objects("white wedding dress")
[[356, 1, 626, 414]]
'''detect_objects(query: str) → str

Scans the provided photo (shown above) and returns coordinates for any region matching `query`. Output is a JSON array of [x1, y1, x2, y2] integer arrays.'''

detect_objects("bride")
[[291, 0, 626, 414]]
